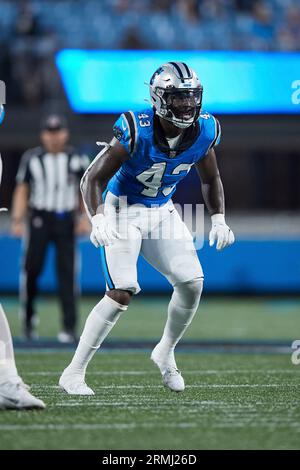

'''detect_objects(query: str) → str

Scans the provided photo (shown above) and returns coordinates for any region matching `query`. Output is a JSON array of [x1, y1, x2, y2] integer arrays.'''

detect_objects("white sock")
[[156, 278, 203, 370], [0, 304, 19, 384], [65, 295, 128, 377]]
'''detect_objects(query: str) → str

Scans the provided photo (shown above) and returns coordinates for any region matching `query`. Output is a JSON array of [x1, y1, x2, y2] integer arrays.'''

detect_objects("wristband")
[[211, 213, 225, 225]]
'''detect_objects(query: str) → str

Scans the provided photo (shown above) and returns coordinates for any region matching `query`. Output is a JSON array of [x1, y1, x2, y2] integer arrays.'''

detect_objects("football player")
[[0, 104, 45, 409], [59, 62, 234, 394]]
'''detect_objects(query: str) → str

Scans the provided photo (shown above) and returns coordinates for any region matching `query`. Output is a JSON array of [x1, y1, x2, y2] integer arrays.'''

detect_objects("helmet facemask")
[[161, 88, 203, 129], [149, 62, 203, 129]]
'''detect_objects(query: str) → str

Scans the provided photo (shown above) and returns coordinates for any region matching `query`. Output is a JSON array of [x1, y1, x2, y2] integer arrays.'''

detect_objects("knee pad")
[[173, 277, 203, 310]]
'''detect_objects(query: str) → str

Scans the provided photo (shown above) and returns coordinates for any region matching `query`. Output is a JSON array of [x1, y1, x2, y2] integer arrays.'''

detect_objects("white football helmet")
[[149, 62, 203, 129]]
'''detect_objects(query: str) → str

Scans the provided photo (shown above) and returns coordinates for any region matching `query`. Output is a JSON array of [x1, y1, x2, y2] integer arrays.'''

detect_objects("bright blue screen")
[[56, 50, 300, 114]]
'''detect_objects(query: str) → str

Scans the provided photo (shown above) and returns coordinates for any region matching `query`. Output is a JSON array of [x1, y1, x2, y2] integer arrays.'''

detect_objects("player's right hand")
[[90, 213, 120, 247]]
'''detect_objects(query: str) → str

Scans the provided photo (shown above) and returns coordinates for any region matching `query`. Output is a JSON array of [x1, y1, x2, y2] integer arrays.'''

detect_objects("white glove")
[[90, 213, 120, 247], [209, 213, 235, 251]]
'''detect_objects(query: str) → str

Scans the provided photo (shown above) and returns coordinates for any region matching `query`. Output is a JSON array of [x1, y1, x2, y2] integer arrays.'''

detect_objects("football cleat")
[[59, 370, 94, 396], [151, 343, 185, 392], [162, 367, 185, 393], [0, 380, 46, 410], [9, 375, 31, 391]]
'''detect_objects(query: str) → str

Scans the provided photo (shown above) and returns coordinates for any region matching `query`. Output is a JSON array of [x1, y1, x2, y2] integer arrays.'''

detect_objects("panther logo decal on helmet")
[[150, 66, 164, 86]]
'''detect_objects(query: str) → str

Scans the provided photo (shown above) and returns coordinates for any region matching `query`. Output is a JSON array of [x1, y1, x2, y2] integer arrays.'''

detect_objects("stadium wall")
[[0, 236, 299, 294]]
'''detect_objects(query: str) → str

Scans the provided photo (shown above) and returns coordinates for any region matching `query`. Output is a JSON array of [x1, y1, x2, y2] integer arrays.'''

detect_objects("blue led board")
[[56, 50, 300, 114]]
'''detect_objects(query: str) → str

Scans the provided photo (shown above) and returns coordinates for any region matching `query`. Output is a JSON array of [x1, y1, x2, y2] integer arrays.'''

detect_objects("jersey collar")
[[153, 115, 200, 158]]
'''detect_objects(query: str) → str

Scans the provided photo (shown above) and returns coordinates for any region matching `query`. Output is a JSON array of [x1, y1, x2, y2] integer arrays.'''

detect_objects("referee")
[[11, 114, 90, 342]]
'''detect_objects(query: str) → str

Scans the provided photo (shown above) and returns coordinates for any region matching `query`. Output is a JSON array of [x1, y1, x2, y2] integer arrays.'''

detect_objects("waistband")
[[104, 191, 173, 212], [30, 209, 75, 219]]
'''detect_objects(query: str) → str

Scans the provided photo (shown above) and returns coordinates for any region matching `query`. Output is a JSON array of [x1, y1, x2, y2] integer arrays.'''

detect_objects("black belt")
[[31, 209, 75, 219]]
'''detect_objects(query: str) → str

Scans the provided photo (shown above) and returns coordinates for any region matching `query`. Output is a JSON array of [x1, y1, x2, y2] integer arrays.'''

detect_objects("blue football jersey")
[[107, 108, 221, 207]]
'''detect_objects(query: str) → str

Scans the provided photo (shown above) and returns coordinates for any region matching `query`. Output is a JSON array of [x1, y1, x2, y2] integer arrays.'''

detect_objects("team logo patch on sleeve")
[[113, 124, 124, 141]]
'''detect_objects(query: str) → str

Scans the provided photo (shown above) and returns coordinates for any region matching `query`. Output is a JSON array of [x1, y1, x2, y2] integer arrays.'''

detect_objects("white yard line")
[[30, 383, 299, 389], [24, 369, 300, 376], [52, 400, 297, 407], [53, 400, 243, 407], [1, 421, 299, 432], [0, 423, 197, 431]]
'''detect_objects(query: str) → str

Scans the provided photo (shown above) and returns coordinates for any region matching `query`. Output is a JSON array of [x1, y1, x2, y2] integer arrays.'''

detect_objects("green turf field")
[[0, 296, 300, 449], [0, 352, 299, 450], [2, 295, 300, 341]]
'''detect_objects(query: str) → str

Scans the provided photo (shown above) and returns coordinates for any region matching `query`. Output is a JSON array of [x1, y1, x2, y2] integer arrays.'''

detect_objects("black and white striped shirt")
[[16, 146, 90, 212]]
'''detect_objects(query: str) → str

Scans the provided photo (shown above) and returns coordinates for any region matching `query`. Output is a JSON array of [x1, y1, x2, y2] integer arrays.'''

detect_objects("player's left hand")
[[209, 213, 235, 251]]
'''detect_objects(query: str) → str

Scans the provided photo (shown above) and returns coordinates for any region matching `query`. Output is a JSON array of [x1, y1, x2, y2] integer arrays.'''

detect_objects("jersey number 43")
[[136, 162, 191, 197]]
